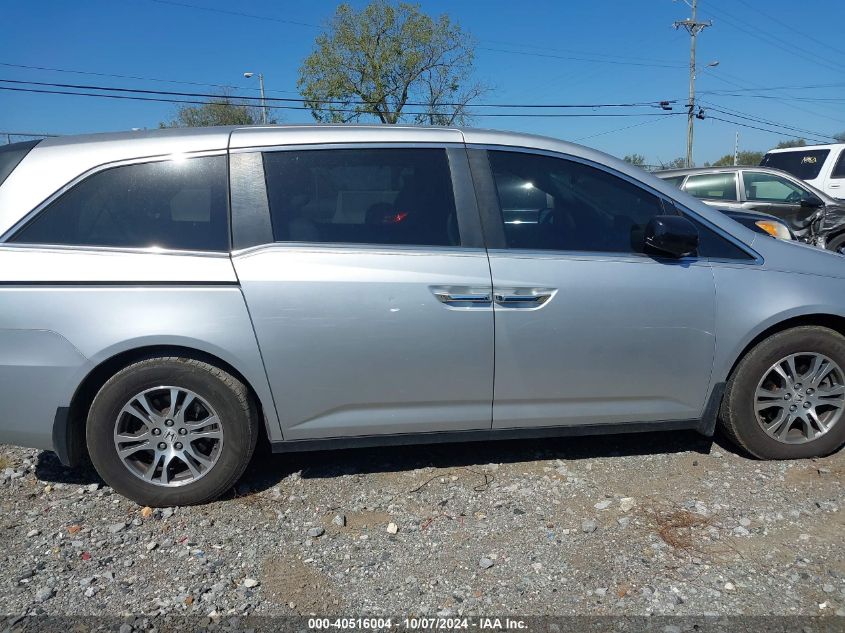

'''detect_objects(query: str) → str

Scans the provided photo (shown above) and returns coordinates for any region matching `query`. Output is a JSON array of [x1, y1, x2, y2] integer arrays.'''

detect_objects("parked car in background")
[[3, 127, 845, 506], [657, 166, 845, 252], [761, 143, 845, 200]]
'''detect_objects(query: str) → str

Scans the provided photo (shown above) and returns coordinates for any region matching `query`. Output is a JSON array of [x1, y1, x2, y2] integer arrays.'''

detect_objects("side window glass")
[[262, 148, 459, 247], [665, 201, 753, 260], [683, 173, 738, 201], [743, 171, 807, 203], [832, 151, 845, 179], [488, 150, 663, 253], [12, 156, 229, 251]]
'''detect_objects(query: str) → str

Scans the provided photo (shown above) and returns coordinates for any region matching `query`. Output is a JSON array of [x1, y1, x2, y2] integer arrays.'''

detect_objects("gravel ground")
[[1, 431, 843, 619]]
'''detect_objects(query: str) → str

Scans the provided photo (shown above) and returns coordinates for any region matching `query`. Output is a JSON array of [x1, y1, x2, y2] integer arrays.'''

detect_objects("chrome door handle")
[[494, 292, 553, 307], [433, 292, 492, 305]]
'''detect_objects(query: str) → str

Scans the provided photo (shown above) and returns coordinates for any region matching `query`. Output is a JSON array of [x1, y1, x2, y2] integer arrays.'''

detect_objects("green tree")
[[834, 131, 845, 142], [160, 95, 272, 128], [623, 153, 647, 167], [298, 1, 487, 125], [775, 138, 807, 149], [709, 150, 765, 167], [659, 157, 688, 169]]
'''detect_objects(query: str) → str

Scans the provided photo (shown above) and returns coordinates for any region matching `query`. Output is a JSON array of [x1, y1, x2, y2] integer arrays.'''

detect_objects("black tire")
[[826, 232, 845, 255], [86, 357, 259, 506], [719, 326, 845, 459]]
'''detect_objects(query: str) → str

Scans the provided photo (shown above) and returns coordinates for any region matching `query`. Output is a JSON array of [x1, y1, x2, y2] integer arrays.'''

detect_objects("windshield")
[[0, 140, 40, 189], [760, 149, 830, 180]]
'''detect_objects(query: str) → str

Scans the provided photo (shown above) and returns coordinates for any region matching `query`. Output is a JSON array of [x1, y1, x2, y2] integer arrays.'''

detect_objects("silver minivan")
[[2, 125, 845, 506]]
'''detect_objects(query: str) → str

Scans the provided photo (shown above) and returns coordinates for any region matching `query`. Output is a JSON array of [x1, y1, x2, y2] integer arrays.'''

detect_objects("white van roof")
[[766, 142, 845, 154]]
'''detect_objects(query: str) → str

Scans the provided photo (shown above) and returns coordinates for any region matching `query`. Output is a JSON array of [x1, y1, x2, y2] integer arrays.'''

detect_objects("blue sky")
[[1, 0, 843, 165]]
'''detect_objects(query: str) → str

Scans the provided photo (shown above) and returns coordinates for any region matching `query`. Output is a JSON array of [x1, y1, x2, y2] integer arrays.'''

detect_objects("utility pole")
[[734, 131, 739, 166], [674, 0, 712, 167]]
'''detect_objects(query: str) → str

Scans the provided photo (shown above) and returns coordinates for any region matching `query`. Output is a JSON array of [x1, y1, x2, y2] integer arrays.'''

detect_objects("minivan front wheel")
[[87, 357, 258, 506], [720, 326, 845, 459]]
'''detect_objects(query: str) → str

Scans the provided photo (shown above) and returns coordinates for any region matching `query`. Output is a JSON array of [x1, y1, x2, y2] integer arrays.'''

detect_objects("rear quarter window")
[[11, 155, 230, 251], [0, 140, 40, 189], [760, 149, 830, 180]]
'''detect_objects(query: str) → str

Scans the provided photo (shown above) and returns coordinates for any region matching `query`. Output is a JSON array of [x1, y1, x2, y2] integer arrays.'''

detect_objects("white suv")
[[761, 143, 845, 200]]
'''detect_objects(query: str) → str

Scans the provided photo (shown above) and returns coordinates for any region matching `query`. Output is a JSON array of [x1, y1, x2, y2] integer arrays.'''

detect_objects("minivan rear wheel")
[[86, 357, 258, 506], [719, 326, 845, 459]]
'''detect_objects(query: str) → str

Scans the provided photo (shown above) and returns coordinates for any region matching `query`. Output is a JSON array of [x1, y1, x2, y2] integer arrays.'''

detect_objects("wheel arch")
[[59, 344, 275, 467], [723, 313, 845, 384]]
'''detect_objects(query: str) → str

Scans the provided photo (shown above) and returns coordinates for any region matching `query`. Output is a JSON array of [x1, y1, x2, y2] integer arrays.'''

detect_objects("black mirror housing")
[[644, 215, 699, 258], [801, 196, 824, 208]]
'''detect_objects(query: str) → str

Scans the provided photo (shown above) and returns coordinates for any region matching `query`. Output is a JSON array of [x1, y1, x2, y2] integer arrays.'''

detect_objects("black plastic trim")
[[229, 152, 274, 250], [271, 418, 704, 454], [466, 148, 507, 249], [51, 407, 80, 467], [697, 381, 726, 436], [446, 147, 485, 249]]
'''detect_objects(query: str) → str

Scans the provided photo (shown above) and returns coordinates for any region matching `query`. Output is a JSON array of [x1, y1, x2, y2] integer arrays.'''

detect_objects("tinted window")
[[760, 149, 830, 180], [13, 156, 229, 251], [743, 171, 809, 203], [0, 140, 40, 189], [488, 150, 664, 253], [683, 173, 737, 201], [832, 151, 845, 179], [263, 148, 458, 247]]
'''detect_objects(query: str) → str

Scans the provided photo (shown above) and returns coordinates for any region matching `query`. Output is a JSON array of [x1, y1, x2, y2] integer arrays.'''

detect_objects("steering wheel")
[[785, 190, 803, 203]]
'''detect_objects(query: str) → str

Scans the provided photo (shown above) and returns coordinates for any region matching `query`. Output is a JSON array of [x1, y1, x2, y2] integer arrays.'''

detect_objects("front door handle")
[[494, 290, 555, 308], [432, 290, 492, 305]]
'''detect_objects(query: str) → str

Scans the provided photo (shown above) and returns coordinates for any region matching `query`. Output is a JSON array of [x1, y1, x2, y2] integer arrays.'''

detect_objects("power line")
[[699, 1, 845, 75], [700, 82, 845, 94], [143, 0, 320, 29], [699, 101, 837, 142], [0, 61, 299, 96], [733, 0, 845, 58], [478, 46, 685, 69], [140, 0, 685, 71], [699, 66, 845, 126], [574, 116, 674, 142], [706, 115, 832, 143], [0, 78, 675, 110], [0, 85, 685, 119]]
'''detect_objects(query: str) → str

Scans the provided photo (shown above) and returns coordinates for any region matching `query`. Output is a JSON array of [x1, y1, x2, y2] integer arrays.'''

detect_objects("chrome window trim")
[[469, 143, 762, 265], [0, 149, 229, 246], [231, 241, 487, 259], [231, 141, 467, 155], [0, 243, 231, 258]]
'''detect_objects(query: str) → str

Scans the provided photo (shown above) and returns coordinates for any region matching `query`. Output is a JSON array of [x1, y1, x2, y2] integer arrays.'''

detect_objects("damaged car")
[[656, 166, 845, 252]]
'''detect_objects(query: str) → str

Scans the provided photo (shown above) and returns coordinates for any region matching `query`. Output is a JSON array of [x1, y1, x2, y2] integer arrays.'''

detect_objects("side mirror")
[[801, 196, 823, 208], [644, 215, 699, 258]]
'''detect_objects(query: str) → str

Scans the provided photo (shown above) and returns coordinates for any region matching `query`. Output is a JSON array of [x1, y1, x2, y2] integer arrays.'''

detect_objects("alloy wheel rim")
[[754, 352, 845, 444], [113, 386, 224, 487]]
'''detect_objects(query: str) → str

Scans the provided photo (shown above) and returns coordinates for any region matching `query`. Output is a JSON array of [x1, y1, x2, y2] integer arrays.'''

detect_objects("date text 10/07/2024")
[[307, 618, 529, 630]]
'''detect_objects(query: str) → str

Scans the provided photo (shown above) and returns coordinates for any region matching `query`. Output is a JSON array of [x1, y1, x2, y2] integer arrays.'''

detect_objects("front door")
[[472, 148, 717, 429], [740, 170, 819, 232], [232, 145, 494, 440]]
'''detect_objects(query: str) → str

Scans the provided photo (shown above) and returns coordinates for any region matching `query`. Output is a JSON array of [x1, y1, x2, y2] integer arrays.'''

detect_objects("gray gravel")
[[1, 431, 844, 617]]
